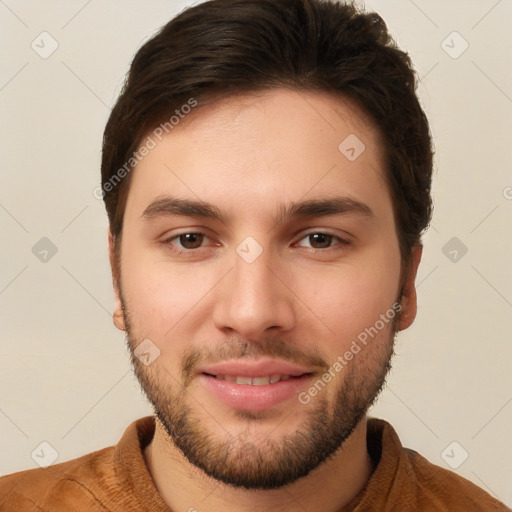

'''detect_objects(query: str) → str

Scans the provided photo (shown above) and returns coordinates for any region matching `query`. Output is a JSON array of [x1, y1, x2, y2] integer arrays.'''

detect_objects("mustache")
[[181, 336, 330, 386]]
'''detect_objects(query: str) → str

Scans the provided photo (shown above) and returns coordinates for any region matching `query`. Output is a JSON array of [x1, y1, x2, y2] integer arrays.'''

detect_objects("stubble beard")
[[123, 300, 396, 490]]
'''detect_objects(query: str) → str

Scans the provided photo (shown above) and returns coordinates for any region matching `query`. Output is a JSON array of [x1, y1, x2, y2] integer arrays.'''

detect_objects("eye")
[[161, 231, 350, 254], [296, 232, 349, 250], [164, 232, 210, 251]]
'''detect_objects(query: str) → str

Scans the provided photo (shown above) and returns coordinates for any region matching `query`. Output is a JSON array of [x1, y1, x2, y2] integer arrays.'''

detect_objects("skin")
[[109, 88, 422, 511]]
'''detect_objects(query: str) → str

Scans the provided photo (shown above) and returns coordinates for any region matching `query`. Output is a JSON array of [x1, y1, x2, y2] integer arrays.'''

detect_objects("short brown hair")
[[101, 0, 433, 271]]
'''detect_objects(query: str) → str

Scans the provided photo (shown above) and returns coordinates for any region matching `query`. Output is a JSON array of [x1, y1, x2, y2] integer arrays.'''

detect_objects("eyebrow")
[[141, 195, 375, 225], [274, 196, 374, 224], [142, 196, 226, 222]]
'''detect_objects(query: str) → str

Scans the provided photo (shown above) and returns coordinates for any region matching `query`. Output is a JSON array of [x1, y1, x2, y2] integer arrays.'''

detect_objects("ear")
[[397, 244, 423, 331], [109, 230, 126, 331]]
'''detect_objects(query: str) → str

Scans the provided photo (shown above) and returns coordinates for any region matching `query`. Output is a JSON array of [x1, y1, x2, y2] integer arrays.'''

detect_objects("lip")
[[199, 373, 315, 411], [198, 358, 314, 378], [197, 358, 317, 411]]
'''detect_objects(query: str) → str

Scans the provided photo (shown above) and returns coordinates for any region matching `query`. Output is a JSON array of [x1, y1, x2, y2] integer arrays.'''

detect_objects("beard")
[[122, 297, 396, 490]]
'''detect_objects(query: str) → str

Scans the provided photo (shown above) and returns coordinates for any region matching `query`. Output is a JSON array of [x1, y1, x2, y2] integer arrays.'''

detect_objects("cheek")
[[119, 236, 201, 341], [122, 267, 202, 338], [294, 246, 401, 357]]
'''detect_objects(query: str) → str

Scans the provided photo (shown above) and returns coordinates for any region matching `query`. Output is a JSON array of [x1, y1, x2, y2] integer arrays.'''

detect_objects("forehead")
[[124, 88, 392, 227], [179, 88, 384, 159]]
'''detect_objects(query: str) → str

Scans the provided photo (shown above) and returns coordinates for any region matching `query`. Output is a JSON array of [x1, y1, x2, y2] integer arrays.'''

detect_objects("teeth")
[[235, 376, 253, 385], [215, 375, 293, 385], [252, 376, 270, 386]]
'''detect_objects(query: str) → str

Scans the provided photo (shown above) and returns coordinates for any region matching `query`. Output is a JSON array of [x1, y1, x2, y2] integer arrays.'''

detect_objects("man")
[[0, 0, 508, 510]]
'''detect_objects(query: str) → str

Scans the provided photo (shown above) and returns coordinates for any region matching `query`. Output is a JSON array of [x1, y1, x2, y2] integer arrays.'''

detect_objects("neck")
[[144, 416, 374, 512]]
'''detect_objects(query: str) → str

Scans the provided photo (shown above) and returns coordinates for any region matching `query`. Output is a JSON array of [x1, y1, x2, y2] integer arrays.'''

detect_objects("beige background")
[[1, 0, 511, 507]]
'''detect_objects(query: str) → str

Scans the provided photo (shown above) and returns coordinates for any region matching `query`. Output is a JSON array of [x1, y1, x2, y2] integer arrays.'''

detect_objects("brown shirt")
[[0, 416, 509, 511]]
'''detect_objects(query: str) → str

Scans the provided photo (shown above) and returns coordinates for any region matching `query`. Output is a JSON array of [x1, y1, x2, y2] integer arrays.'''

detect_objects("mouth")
[[196, 359, 318, 411], [204, 373, 305, 385]]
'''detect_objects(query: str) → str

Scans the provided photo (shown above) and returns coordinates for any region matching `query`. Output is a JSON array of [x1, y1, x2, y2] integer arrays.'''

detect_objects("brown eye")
[[307, 233, 334, 249], [295, 232, 350, 251], [177, 233, 205, 249]]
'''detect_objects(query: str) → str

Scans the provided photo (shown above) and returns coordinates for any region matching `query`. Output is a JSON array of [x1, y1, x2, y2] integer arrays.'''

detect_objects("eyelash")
[[161, 231, 351, 254]]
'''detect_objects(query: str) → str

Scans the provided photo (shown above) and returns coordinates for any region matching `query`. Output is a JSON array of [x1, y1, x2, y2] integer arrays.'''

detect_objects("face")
[[110, 88, 420, 489]]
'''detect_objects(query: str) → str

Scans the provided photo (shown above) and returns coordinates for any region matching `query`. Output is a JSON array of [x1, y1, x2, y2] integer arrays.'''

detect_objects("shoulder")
[[0, 446, 115, 511], [365, 418, 510, 511], [403, 447, 509, 511]]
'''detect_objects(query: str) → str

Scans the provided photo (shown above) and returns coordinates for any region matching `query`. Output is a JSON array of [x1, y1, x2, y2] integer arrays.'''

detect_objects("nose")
[[212, 245, 296, 341]]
